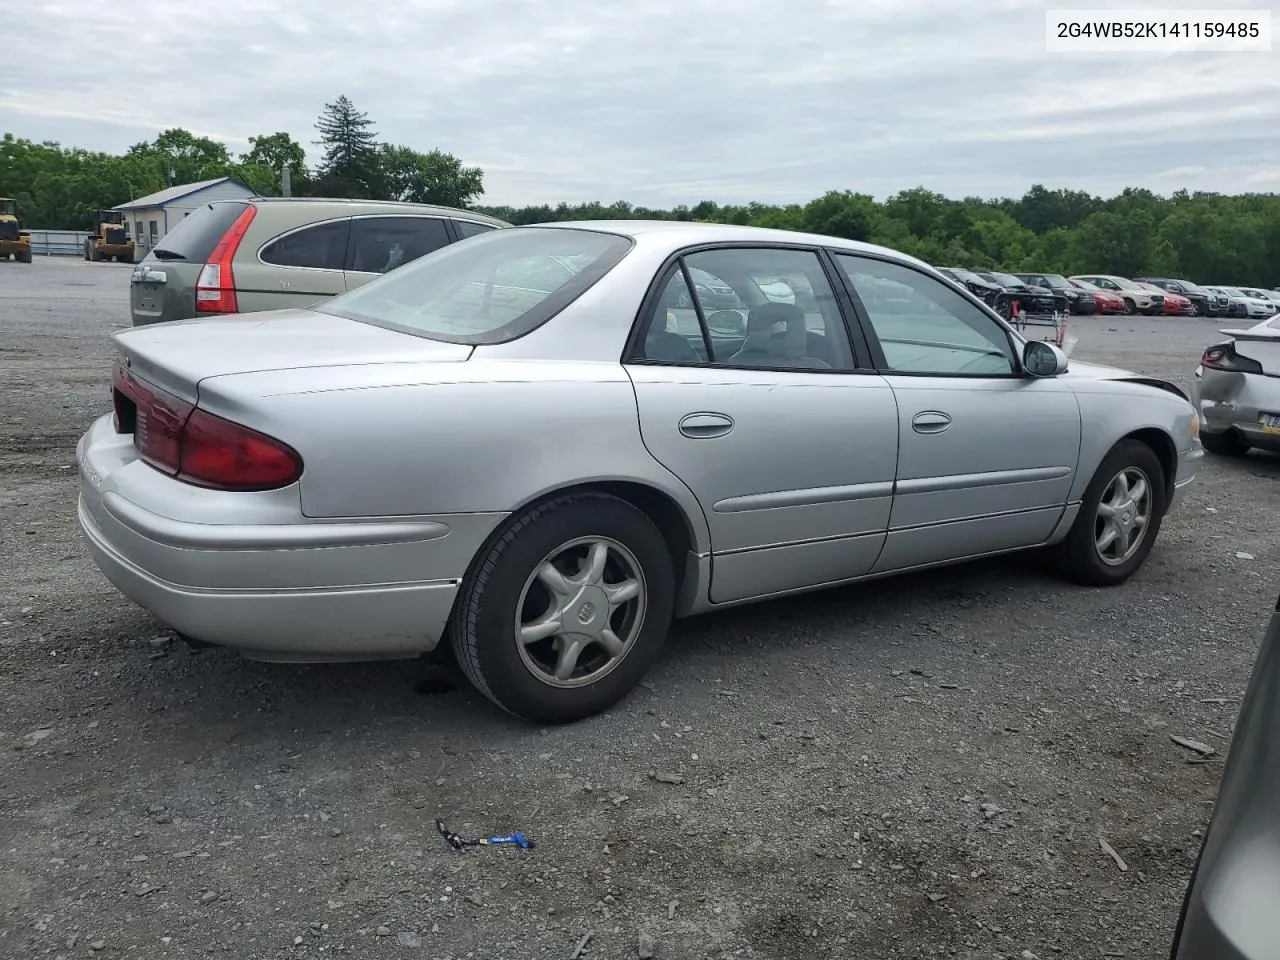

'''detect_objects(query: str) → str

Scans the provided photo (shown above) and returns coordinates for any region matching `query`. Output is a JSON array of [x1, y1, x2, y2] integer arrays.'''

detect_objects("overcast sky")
[[1, 0, 1276, 207]]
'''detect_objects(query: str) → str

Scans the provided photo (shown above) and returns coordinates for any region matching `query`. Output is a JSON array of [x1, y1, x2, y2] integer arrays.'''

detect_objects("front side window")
[[835, 254, 1017, 376], [347, 216, 450, 274], [318, 226, 632, 344], [260, 220, 351, 271]]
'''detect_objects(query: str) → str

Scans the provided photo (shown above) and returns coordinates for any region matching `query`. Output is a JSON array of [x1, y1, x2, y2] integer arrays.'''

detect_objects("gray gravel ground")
[[1, 257, 1277, 960]]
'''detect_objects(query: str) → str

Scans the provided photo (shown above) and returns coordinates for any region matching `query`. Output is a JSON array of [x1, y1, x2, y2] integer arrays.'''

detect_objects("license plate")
[[135, 283, 160, 312], [1259, 413, 1280, 435]]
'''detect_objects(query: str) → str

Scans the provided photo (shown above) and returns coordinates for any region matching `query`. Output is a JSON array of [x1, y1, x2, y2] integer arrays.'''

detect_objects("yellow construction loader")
[[0, 198, 33, 263], [84, 209, 134, 263]]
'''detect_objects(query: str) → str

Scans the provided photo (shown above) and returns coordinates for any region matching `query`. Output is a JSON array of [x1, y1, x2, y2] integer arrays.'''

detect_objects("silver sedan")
[[77, 222, 1203, 722], [1193, 314, 1280, 457]]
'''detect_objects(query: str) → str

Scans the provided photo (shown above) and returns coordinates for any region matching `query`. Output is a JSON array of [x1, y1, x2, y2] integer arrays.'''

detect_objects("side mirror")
[[1023, 340, 1068, 378]]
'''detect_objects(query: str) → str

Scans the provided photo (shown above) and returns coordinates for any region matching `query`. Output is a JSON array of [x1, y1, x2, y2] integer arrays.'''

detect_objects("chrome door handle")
[[678, 412, 734, 439], [911, 411, 952, 434]]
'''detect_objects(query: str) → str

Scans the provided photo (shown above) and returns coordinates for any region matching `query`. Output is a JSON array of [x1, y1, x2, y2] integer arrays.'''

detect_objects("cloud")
[[0, 0, 1276, 205]]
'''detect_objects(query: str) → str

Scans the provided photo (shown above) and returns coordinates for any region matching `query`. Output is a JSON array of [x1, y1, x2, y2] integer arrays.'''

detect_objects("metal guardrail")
[[23, 229, 90, 257]]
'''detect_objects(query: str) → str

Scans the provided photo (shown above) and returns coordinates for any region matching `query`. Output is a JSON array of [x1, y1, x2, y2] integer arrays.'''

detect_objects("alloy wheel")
[[1094, 466, 1153, 566], [515, 537, 647, 688]]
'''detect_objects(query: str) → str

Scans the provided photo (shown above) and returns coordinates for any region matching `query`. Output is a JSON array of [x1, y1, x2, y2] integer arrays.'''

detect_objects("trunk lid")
[[112, 308, 472, 400], [1225, 323, 1280, 376]]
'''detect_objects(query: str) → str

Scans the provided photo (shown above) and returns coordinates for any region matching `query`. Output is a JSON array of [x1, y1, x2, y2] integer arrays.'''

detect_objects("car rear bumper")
[[75, 414, 503, 661], [1193, 369, 1280, 453]]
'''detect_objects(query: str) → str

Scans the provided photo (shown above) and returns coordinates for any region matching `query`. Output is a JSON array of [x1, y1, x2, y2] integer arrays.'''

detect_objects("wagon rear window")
[[149, 201, 251, 262], [318, 227, 633, 345]]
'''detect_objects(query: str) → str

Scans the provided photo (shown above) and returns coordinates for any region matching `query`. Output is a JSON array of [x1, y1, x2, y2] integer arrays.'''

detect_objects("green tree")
[[378, 145, 484, 206], [127, 128, 232, 185], [243, 132, 311, 195], [800, 191, 875, 241], [313, 95, 381, 198]]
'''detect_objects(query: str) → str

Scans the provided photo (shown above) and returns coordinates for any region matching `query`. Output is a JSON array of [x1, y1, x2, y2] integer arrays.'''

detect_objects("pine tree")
[[313, 95, 381, 199]]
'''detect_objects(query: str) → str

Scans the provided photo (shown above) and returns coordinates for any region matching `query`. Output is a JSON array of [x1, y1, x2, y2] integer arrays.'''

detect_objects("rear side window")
[[454, 219, 496, 239], [149, 201, 249, 262], [318, 226, 632, 345], [260, 220, 351, 270], [347, 216, 450, 273]]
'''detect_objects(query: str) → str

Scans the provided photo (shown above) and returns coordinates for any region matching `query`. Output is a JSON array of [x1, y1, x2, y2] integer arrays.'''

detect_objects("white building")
[[113, 177, 256, 256]]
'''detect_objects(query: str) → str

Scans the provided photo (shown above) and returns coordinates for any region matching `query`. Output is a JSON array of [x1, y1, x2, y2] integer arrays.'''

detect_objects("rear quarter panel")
[[1067, 378, 1196, 500], [232, 209, 348, 312], [193, 358, 712, 553]]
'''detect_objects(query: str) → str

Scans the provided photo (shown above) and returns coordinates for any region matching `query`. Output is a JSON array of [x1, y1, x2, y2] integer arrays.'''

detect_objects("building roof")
[[113, 177, 253, 211]]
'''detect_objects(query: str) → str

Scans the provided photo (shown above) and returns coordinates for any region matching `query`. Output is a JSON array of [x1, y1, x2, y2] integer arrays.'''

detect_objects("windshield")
[[0, 199, 17, 217], [1040, 275, 1069, 289], [1218, 287, 1246, 297], [319, 226, 633, 344], [990, 272, 1024, 286]]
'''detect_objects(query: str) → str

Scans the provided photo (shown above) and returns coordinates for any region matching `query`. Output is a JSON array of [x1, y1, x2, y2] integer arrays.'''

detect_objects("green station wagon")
[[129, 197, 509, 326]]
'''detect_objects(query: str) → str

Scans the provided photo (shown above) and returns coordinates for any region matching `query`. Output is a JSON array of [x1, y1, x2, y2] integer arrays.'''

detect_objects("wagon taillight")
[[195, 204, 257, 314]]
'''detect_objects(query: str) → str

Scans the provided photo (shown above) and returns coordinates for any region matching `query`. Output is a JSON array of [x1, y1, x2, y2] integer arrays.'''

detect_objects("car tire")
[[1122, 298, 1136, 315], [1200, 430, 1250, 458], [1051, 439, 1167, 587], [449, 491, 675, 724]]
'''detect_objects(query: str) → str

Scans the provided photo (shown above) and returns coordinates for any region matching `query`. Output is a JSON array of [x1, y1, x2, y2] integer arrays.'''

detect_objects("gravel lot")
[[2, 256, 1277, 960]]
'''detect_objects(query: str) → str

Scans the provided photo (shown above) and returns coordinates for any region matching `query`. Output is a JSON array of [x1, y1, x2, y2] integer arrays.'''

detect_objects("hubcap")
[[1094, 466, 1153, 566], [515, 537, 647, 688]]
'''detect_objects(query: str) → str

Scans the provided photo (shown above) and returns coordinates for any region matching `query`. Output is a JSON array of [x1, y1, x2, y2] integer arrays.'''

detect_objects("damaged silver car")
[[1193, 315, 1280, 457]]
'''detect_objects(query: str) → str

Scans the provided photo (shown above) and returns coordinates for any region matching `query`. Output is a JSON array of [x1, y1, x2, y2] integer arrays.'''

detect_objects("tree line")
[[2, 94, 1277, 285], [0, 95, 484, 230], [474, 187, 1280, 287]]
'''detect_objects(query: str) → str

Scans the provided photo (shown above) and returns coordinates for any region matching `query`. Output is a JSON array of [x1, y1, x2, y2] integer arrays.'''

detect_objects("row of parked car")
[[937, 267, 1280, 320]]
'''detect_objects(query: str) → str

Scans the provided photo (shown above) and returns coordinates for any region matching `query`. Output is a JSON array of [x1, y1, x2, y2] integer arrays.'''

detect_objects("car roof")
[[241, 196, 509, 226], [523, 219, 937, 269]]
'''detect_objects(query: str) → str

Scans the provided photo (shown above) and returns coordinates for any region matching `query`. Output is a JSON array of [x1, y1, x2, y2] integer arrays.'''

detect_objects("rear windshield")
[[318, 226, 634, 344], [149, 201, 250, 262]]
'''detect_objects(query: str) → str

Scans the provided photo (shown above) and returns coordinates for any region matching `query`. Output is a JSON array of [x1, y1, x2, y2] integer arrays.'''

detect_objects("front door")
[[831, 253, 1082, 573], [625, 246, 900, 604]]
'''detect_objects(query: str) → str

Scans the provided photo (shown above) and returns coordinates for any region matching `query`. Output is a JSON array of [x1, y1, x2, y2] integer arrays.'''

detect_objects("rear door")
[[343, 215, 453, 290], [625, 245, 900, 605], [832, 253, 1082, 573], [235, 218, 352, 312], [129, 201, 252, 326]]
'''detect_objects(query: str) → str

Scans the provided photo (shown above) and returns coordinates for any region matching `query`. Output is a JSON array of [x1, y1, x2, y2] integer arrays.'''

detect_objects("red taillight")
[[195, 205, 257, 314], [1202, 344, 1263, 374], [177, 408, 303, 491], [112, 363, 192, 472], [110, 360, 302, 491]]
